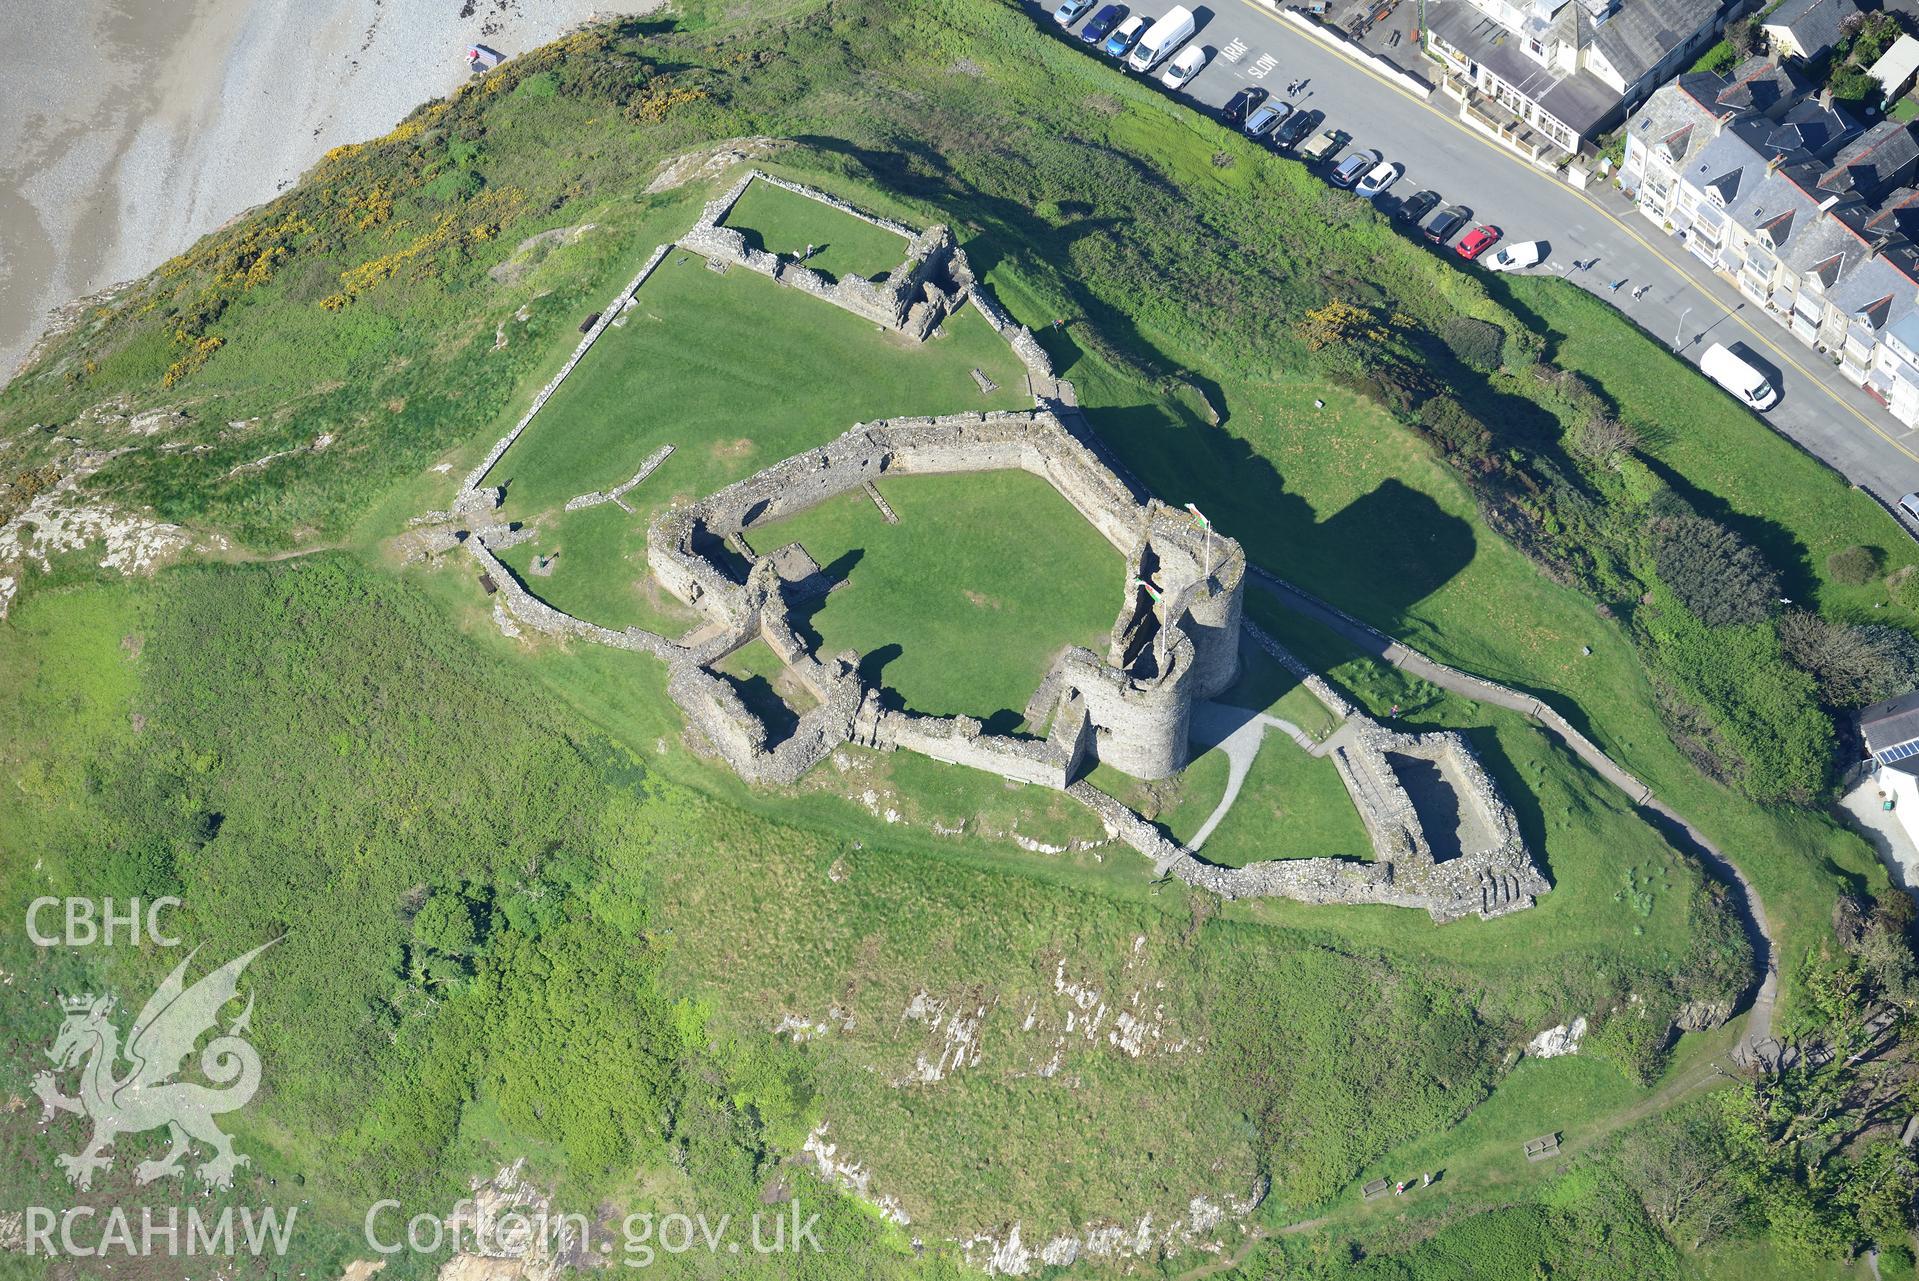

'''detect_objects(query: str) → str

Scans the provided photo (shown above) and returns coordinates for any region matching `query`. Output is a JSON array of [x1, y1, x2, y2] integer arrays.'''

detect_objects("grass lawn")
[[720, 176, 910, 283], [1040, 335, 1885, 1024], [1508, 279, 1919, 625], [493, 501, 697, 636], [490, 251, 1030, 520], [755, 472, 1122, 722], [1200, 737, 1373, 866]]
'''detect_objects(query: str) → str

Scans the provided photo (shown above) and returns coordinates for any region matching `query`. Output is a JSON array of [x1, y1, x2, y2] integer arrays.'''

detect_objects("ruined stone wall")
[[462, 241, 674, 495], [963, 275, 1055, 382], [683, 171, 970, 341], [1056, 634, 1197, 781], [467, 535, 676, 659]]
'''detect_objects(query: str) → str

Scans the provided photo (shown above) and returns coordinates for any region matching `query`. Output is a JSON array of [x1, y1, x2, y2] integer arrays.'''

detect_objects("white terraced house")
[[1426, 0, 1742, 154], [1624, 62, 1919, 424]]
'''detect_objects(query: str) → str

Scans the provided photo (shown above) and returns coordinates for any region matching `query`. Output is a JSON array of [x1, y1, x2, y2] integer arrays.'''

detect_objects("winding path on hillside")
[[1245, 567, 1780, 1062]]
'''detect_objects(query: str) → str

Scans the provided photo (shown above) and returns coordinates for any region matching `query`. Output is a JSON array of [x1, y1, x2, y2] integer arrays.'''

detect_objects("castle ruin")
[[416, 166, 1551, 924]]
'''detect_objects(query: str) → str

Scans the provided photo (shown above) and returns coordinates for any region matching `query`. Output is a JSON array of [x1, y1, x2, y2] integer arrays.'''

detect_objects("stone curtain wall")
[[643, 409, 1245, 782], [463, 241, 675, 495], [408, 163, 1550, 924], [680, 171, 971, 341]]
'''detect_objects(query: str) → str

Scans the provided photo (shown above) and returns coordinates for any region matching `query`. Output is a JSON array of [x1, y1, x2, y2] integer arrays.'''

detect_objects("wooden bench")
[[1523, 1133, 1561, 1162]]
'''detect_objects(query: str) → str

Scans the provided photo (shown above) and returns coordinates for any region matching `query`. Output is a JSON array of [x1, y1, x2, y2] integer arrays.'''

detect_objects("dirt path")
[[1247, 568, 1779, 1058]]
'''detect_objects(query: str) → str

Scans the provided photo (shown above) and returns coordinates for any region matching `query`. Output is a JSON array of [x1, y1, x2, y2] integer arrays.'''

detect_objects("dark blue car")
[[1080, 4, 1127, 44]]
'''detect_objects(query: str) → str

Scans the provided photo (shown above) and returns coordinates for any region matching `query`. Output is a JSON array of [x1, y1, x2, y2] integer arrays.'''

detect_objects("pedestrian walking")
[[1607, 278, 1626, 293], [1632, 284, 1649, 300]]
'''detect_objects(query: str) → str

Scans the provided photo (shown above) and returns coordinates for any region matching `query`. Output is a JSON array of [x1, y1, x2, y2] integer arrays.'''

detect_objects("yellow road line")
[[1229, 0, 1919, 467]]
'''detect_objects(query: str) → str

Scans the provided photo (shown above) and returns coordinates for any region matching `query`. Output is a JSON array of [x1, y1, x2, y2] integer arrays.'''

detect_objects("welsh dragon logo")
[[33, 942, 275, 1190]]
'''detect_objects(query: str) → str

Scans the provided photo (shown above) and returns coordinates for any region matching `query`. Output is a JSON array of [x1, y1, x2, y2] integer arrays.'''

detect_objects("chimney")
[[1715, 108, 1736, 135], [1819, 87, 1834, 111], [1767, 153, 1786, 174]]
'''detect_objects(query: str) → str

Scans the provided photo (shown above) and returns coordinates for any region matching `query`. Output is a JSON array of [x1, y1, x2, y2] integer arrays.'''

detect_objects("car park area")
[[1025, 0, 1919, 499], [1039, 0, 1545, 262]]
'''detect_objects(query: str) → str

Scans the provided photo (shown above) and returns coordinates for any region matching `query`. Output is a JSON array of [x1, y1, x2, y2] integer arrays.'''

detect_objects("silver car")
[[1243, 99, 1292, 137]]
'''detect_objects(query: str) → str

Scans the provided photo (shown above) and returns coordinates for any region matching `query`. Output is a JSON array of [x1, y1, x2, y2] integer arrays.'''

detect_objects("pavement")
[[1838, 774, 1919, 891], [1185, 700, 1325, 849], [1038, 0, 1919, 501]]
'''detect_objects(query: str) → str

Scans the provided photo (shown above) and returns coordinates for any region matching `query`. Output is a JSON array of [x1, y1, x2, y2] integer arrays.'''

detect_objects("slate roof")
[[1430, 1, 1623, 135], [1819, 121, 1919, 203], [1763, 0, 1860, 58], [1862, 689, 1919, 760], [1589, 0, 1724, 84], [1715, 55, 1809, 118], [1627, 74, 1728, 168], [1763, 97, 1860, 160]]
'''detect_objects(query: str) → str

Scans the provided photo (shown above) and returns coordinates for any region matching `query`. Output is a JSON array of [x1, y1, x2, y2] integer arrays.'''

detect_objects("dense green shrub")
[[1650, 514, 1780, 626], [1642, 595, 1833, 802], [1439, 315, 1506, 372], [1828, 543, 1884, 584]]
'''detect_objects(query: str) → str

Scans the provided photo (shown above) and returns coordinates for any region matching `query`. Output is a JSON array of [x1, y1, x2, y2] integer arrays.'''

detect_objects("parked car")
[[1330, 148, 1379, 188], [1053, 0, 1096, 24], [1899, 492, 1919, 524], [1425, 204, 1471, 244], [1244, 99, 1292, 137], [1455, 224, 1502, 260], [1701, 342, 1780, 411], [1222, 85, 1267, 125], [1354, 160, 1402, 199], [1298, 128, 1349, 161], [1396, 189, 1440, 223], [1272, 108, 1320, 149], [1486, 239, 1546, 271], [1081, 4, 1127, 44], [1159, 43, 1207, 89], [1128, 5, 1195, 72], [1103, 14, 1147, 57]]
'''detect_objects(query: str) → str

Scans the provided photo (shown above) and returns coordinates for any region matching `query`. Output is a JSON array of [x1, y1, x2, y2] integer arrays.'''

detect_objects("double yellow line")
[[1229, 0, 1919, 467]]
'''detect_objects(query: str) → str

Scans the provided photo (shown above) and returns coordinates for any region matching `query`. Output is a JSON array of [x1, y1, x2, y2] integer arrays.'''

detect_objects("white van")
[[1700, 343, 1779, 411], [1128, 6, 1195, 73]]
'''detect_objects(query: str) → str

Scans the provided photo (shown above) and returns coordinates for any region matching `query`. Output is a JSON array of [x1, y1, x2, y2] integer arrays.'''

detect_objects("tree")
[[1729, 16, 1755, 58], [1614, 1103, 1746, 1248], [1574, 413, 1639, 467], [1778, 611, 1919, 706], [413, 890, 479, 956]]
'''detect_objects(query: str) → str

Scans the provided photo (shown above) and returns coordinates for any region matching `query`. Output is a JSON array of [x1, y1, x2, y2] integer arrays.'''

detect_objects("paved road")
[[1247, 567, 1780, 1062], [1039, 0, 1919, 499]]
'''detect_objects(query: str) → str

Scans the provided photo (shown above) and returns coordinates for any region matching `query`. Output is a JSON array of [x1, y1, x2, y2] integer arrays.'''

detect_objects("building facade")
[[1623, 65, 1919, 424], [1428, 0, 1740, 153]]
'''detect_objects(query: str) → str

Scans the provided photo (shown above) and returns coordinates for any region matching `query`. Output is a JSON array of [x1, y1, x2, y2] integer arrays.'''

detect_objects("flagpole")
[[1185, 503, 1214, 582]]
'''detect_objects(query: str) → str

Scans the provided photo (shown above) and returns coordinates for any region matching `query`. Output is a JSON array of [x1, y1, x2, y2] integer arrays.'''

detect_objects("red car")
[[1455, 224, 1502, 260]]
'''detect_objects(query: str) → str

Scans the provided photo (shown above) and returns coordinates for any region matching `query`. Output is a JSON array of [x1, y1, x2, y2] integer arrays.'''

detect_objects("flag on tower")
[[1185, 503, 1211, 530]]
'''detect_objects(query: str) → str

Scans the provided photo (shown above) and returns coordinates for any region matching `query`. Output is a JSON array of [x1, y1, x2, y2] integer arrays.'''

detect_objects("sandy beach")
[[0, 0, 663, 384]]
